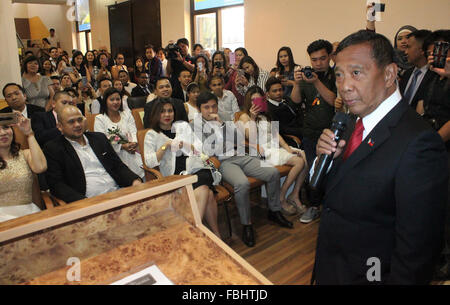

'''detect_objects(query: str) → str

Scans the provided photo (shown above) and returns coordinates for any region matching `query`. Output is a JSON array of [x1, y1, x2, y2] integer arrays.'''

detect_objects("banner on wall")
[[194, 0, 244, 11]]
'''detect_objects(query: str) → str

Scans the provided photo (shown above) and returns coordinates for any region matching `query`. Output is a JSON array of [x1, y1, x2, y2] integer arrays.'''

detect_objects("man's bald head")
[[57, 105, 86, 140]]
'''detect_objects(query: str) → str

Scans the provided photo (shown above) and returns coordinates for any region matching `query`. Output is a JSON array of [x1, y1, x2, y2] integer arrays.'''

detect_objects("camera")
[[372, 2, 385, 12], [214, 61, 223, 69], [166, 43, 181, 60], [300, 66, 315, 79]]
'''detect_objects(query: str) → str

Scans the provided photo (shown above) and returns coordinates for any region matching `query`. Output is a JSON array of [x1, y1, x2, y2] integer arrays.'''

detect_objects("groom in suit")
[[312, 30, 448, 284], [43, 106, 141, 203]]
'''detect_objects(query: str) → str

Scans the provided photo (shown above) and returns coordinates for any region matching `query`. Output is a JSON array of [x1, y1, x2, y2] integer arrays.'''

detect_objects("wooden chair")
[[86, 113, 99, 132], [0, 99, 8, 111], [132, 108, 145, 130], [127, 96, 147, 110], [136, 129, 234, 237]]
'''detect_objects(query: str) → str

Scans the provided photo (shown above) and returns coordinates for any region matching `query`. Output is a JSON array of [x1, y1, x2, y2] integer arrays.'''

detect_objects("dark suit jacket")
[[172, 85, 187, 102], [267, 97, 304, 144], [131, 85, 151, 98], [43, 132, 140, 203], [399, 68, 437, 109], [143, 97, 189, 129], [0, 104, 44, 118], [314, 100, 448, 285], [31, 110, 61, 146]]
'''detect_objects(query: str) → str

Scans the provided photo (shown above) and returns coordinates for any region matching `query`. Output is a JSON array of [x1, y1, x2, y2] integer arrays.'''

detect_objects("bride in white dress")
[[238, 86, 308, 216], [94, 87, 144, 179]]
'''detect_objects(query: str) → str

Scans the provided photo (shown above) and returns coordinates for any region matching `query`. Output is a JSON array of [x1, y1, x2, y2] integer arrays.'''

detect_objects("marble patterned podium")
[[0, 175, 271, 285]]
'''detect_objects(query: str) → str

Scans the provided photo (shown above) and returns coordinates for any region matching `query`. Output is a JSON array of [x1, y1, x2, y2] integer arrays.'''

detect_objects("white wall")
[[245, 0, 450, 71]]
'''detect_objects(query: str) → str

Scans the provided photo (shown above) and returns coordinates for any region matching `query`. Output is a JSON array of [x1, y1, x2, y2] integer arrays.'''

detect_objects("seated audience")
[[84, 51, 97, 84], [236, 56, 270, 97], [21, 56, 54, 110], [118, 70, 137, 96], [172, 69, 192, 102], [1, 83, 44, 118], [40, 58, 56, 78], [193, 91, 293, 247], [50, 75, 61, 93], [112, 79, 130, 111], [49, 47, 59, 69], [0, 114, 47, 222], [91, 77, 112, 114], [60, 73, 73, 90], [31, 91, 76, 146], [43, 106, 142, 203], [94, 88, 144, 179], [70, 51, 91, 84], [239, 86, 308, 215], [63, 87, 85, 116], [131, 71, 152, 97], [184, 82, 201, 122], [143, 99, 220, 237], [143, 77, 189, 128], [75, 79, 96, 115], [96, 52, 112, 82], [209, 75, 239, 122], [131, 56, 145, 83]]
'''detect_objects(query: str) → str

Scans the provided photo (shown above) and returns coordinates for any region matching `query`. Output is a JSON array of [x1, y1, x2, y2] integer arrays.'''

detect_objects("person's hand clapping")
[[316, 128, 347, 160]]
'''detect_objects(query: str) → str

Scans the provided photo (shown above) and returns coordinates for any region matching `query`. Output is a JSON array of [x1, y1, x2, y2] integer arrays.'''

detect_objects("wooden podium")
[[0, 176, 271, 285]]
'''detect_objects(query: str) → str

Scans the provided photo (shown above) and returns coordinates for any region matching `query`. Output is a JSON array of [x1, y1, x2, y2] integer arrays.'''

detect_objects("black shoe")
[[242, 225, 255, 247], [268, 210, 294, 229]]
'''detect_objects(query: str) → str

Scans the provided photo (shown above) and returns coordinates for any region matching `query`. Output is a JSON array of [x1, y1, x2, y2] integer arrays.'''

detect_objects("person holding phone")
[[239, 86, 308, 215], [192, 54, 210, 92], [236, 56, 270, 98], [0, 113, 47, 222], [211, 51, 232, 84], [275, 47, 300, 97], [96, 52, 112, 82], [225, 47, 249, 108], [70, 51, 91, 85]]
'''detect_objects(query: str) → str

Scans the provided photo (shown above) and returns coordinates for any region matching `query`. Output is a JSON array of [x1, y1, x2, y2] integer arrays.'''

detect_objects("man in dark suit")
[[143, 77, 188, 129], [131, 71, 152, 97], [31, 91, 76, 146], [43, 105, 141, 203], [265, 77, 304, 147], [171, 69, 192, 102], [1, 83, 44, 118], [399, 30, 437, 109], [313, 30, 447, 284]]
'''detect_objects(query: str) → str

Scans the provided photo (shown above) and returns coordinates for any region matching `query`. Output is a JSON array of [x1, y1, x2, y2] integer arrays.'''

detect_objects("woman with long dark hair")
[[144, 99, 221, 237], [225, 47, 249, 108], [191, 54, 210, 92], [0, 115, 47, 221], [239, 86, 308, 215], [275, 46, 299, 97], [236, 56, 270, 97], [70, 50, 91, 84]]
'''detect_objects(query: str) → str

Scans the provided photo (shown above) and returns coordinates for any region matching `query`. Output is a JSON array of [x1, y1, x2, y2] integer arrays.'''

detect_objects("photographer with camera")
[[291, 39, 337, 224], [166, 38, 195, 82]]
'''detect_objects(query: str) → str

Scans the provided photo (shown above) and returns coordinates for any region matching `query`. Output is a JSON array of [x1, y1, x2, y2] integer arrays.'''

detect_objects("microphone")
[[310, 112, 349, 191]]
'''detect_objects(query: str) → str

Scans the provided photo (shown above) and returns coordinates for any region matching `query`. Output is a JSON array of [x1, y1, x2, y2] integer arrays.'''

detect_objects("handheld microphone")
[[310, 112, 349, 191]]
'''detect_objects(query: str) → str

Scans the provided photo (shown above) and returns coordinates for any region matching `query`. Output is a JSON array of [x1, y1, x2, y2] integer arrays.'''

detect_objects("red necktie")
[[342, 119, 364, 161]]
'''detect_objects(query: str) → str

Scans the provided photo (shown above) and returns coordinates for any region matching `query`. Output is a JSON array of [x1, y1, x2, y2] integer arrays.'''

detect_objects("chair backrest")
[[127, 96, 147, 110], [86, 113, 99, 132], [137, 128, 150, 165], [132, 108, 145, 130]]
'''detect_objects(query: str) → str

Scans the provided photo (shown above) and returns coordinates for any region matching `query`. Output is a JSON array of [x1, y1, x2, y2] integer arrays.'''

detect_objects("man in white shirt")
[[43, 106, 142, 203], [312, 30, 447, 285], [90, 78, 112, 114], [209, 75, 239, 122], [47, 28, 60, 48]]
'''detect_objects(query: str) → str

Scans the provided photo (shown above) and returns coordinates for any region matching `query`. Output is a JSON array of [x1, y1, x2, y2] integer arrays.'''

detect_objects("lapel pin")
[[368, 139, 374, 147]]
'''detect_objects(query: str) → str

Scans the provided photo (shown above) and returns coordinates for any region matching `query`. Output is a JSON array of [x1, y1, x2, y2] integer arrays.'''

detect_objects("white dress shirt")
[[124, 82, 137, 95], [309, 89, 403, 177], [217, 89, 240, 122], [66, 135, 119, 198]]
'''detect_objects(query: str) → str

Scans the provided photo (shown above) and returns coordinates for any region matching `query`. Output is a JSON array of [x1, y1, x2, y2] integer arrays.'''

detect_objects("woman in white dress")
[[238, 86, 308, 215], [94, 87, 144, 179], [184, 82, 200, 122], [144, 99, 221, 238]]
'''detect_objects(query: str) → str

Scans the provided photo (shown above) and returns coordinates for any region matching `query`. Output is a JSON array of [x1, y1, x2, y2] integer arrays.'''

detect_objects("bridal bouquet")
[[107, 126, 129, 145]]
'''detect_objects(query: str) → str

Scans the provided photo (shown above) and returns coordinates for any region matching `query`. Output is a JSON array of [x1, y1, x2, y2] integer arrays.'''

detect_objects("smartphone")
[[252, 97, 268, 113], [198, 62, 203, 71], [433, 41, 449, 69], [82, 76, 88, 86], [229, 52, 236, 66], [373, 2, 385, 12], [63, 67, 74, 73], [237, 69, 245, 77], [0, 112, 19, 126]]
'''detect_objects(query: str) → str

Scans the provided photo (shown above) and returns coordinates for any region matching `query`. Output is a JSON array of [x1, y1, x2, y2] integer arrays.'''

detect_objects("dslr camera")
[[300, 66, 315, 79], [214, 61, 223, 69], [166, 43, 182, 60]]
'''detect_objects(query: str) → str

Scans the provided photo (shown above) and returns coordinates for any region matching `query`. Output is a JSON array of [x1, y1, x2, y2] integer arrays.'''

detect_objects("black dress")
[[161, 129, 216, 192]]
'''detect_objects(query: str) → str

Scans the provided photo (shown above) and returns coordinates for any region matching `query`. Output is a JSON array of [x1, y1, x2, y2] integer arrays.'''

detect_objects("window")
[[75, 0, 91, 52], [191, 0, 244, 53]]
